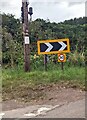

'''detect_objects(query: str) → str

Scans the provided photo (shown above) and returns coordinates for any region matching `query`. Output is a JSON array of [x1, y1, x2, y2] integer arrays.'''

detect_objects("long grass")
[[2, 66, 85, 89]]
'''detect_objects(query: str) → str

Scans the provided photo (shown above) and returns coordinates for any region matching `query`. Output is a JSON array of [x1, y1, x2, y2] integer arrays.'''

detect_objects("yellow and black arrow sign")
[[37, 39, 70, 55]]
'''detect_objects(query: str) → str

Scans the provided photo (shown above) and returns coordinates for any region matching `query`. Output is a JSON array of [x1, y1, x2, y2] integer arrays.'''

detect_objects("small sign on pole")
[[24, 36, 30, 44], [58, 53, 66, 71], [58, 53, 66, 62]]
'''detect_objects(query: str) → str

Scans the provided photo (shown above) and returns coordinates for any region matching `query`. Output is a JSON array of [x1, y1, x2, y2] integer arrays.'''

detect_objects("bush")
[[67, 51, 85, 67]]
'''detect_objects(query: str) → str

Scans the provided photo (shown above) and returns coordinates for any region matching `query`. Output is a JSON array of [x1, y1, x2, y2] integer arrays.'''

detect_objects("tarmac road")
[[0, 99, 85, 119], [37, 99, 85, 118]]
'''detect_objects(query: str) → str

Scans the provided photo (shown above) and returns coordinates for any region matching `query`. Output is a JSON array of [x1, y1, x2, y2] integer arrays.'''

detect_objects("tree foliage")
[[2, 14, 86, 67]]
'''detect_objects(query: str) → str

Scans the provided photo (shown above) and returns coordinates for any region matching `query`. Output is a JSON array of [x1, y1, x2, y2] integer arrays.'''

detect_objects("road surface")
[[0, 99, 85, 119]]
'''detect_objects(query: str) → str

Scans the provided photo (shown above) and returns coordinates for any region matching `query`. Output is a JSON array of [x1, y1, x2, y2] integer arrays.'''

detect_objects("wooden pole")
[[22, 0, 30, 72]]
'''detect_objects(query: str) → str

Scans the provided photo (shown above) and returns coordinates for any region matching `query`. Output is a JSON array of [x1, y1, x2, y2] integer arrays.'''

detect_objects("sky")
[[0, 0, 86, 23]]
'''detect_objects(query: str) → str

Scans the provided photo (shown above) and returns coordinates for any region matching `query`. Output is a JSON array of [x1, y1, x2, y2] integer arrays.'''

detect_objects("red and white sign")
[[58, 53, 66, 62]]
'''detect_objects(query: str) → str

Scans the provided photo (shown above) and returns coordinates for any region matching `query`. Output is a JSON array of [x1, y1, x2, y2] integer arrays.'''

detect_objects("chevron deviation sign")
[[37, 39, 70, 55]]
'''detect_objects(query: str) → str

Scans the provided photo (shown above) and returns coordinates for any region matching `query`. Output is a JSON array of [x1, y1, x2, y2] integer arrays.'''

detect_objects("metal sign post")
[[58, 53, 66, 71], [44, 55, 47, 71], [61, 62, 64, 71]]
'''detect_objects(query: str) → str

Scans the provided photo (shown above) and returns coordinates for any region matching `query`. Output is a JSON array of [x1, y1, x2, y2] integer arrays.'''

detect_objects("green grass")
[[2, 66, 85, 101], [2, 66, 85, 89]]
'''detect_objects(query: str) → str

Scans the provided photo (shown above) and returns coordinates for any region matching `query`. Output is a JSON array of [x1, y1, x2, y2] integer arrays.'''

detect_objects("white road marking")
[[37, 107, 51, 114], [24, 107, 52, 117], [0, 113, 5, 119], [45, 43, 53, 52], [59, 42, 67, 51], [24, 113, 36, 117]]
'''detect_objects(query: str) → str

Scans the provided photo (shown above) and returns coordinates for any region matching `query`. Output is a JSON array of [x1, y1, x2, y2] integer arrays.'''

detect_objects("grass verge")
[[2, 66, 85, 101]]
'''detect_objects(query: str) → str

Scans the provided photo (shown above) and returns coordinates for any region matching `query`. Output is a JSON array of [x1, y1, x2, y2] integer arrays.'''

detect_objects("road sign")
[[58, 53, 66, 62], [37, 39, 70, 55]]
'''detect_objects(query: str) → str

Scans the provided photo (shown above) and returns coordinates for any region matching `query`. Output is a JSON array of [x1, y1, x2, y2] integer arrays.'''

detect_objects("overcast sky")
[[0, 0, 86, 23]]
